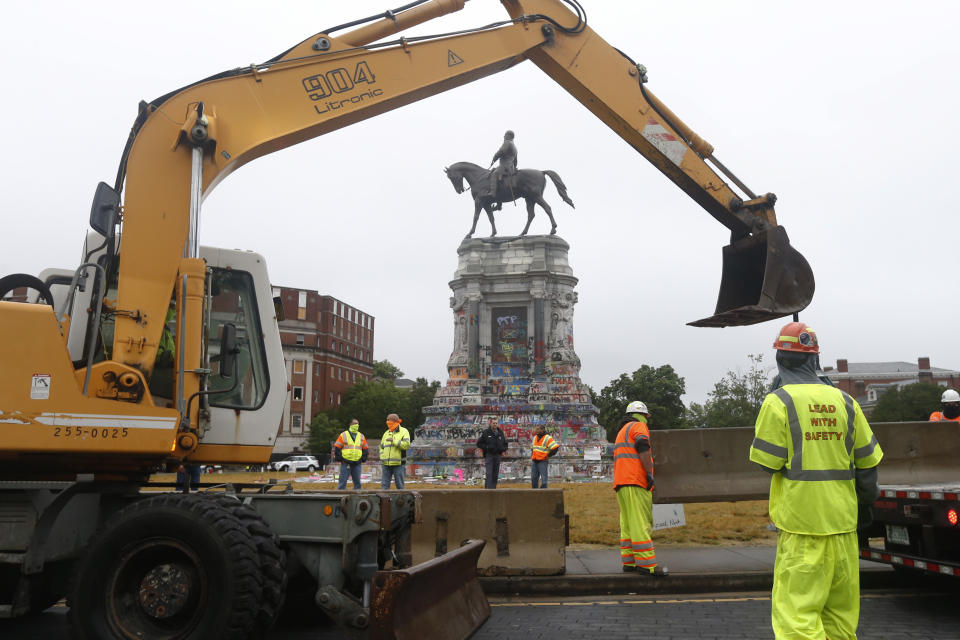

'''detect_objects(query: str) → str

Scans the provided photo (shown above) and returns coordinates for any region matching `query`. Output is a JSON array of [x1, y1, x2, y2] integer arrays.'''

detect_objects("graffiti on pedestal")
[[492, 307, 527, 364]]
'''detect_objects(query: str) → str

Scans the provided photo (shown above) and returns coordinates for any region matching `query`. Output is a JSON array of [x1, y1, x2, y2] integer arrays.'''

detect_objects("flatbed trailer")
[[860, 484, 960, 579]]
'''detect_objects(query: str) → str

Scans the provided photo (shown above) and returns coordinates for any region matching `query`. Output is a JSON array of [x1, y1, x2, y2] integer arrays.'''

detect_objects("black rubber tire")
[[0, 273, 54, 306], [204, 495, 288, 638], [307, 465, 316, 472], [67, 493, 262, 640], [278, 465, 288, 472]]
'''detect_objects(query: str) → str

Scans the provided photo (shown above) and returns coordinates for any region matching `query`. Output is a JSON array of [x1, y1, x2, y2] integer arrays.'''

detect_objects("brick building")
[[273, 286, 375, 454], [822, 357, 960, 411]]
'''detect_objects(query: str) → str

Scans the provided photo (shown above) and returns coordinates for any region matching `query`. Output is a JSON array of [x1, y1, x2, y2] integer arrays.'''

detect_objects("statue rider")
[[489, 130, 518, 211]]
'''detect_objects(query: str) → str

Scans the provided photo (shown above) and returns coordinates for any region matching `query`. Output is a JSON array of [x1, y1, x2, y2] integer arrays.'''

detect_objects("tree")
[[594, 365, 687, 439], [686, 354, 772, 428], [405, 377, 441, 431], [869, 383, 944, 422], [306, 413, 343, 456], [334, 379, 409, 437], [330, 375, 441, 440], [372, 359, 404, 381]]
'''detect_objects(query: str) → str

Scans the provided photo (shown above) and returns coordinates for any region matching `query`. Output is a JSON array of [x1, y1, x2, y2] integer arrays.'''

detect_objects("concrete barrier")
[[650, 422, 960, 503], [411, 489, 565, 576]]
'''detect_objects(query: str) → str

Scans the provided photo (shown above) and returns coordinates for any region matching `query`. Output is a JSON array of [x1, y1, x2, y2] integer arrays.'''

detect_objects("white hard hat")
[[942, 389, 960, 403], [626, 400, 650, 415]]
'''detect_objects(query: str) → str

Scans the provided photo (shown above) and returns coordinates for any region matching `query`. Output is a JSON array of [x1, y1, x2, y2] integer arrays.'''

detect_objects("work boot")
[[639, 566, 668, 577], [621, 565, 636, 573]]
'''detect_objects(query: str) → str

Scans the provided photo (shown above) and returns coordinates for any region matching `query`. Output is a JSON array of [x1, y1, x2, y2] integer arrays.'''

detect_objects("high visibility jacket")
[[531, 434, 559, 460], [380, 426, 411, 466], [750, 384, 884, 535], [929, 411, 960, 423], [613, 419, 653, 490], [335, 430, 367, 462]]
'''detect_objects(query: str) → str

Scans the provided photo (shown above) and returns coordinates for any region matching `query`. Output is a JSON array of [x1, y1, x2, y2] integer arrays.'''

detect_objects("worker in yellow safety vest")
[[380, 413, 411, 489], [750, 321, 884, 640], [613, 400, 667, 576], [929, 388, 960, 423], [334, 419, 368, 490], [530, 425, 560, 488]]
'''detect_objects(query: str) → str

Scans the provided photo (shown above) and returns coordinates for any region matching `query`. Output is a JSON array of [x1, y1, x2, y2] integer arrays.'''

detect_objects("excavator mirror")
[[89, 181, 119, 239], [688, 225, 814, 327], [219, 323, 238, 378]]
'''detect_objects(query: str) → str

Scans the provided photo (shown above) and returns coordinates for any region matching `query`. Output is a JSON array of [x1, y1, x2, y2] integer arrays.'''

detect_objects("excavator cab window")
[[84, 253, 119, 366], [206, 268, 269, 410]]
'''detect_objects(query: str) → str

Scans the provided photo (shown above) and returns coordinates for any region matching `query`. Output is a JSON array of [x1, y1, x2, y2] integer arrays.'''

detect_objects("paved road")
[[3, 589, 957, 639]]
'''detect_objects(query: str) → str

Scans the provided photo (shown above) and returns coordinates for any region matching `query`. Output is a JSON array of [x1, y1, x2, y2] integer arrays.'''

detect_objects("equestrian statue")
[[445, 130, 574, 238]]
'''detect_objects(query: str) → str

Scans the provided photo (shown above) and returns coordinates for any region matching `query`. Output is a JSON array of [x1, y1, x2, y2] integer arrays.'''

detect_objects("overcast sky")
[[3, 1, 958, 406]]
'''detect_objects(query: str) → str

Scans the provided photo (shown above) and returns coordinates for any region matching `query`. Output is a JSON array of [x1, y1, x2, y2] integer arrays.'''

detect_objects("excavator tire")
[[203, 494, 288, 638], [67, 493, 262, 640], [0, 273, 54, 306]]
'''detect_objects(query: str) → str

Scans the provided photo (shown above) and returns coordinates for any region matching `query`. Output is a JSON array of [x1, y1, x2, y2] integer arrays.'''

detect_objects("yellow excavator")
[[0, 1, 814, 638]]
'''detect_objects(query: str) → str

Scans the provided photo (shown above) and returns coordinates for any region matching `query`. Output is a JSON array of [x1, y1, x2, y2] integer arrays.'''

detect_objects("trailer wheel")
[[67, 494, 262, 640], [205, 495, 288, 638]]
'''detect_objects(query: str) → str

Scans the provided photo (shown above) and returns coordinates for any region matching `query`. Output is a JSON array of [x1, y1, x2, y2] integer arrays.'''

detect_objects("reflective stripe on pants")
[[616, 485, 657, 570], [772, 530, 859, 640]]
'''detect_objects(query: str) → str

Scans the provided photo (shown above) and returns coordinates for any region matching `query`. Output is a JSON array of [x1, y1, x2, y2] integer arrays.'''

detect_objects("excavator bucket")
[[368, 538, 490, 640], [688, 225, 814, 327]]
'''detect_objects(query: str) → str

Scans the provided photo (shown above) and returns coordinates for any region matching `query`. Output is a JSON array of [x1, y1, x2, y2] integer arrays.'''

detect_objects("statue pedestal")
[[409, 235, 611, 484]]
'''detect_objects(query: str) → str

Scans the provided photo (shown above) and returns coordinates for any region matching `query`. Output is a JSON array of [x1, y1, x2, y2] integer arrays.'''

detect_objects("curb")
[[479, 569, 901, 597]]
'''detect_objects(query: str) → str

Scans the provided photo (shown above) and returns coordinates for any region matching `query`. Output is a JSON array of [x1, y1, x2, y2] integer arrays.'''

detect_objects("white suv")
[[271, 455, 320, 472]]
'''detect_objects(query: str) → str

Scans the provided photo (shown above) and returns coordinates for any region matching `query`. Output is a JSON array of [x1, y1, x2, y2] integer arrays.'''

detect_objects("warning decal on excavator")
[[641, 117, 687, 167], [447, 50, 464, 66], [30, 374, 50, 400]]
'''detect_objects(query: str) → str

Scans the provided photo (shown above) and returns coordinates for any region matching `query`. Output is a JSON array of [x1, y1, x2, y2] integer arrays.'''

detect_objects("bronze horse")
[[444, 162, 574, 238]]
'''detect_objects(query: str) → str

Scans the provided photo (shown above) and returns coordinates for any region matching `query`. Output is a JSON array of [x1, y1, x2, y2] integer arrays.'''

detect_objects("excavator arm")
[[112, 0, 813, 392]]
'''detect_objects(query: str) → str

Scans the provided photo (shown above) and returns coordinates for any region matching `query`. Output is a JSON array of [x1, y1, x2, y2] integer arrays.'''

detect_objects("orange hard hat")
[[773, 321, 819, 354]]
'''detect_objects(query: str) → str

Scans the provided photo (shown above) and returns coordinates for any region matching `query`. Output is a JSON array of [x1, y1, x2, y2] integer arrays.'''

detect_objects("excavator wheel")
[[203, 494, 288, 638], [67, 493, 262, 640], [0, 273, 54, 306]]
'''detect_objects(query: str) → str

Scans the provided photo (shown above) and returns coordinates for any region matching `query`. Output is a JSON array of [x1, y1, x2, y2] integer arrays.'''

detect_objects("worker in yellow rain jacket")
[[750, 322, 883, 640], [334, 419, 368, 490], [380, 413, 411, 489], [613, 401, 667, 576]]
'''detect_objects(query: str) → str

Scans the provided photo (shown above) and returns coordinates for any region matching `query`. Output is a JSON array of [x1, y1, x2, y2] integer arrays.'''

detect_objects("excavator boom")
[[114, 0, 812, 390]]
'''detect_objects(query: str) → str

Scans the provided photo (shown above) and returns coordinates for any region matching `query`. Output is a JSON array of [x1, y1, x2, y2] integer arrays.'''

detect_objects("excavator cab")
[[689, 225, 814, 327]]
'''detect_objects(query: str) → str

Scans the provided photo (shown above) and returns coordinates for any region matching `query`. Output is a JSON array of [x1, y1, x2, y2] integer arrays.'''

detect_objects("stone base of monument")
[[409, 235, 612, 483]]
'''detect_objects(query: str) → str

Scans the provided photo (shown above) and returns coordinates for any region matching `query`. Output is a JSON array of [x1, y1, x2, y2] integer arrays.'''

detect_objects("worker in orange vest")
[[530, 425, 560, 488], [929, 389, 960, 422], [613, 400, 667, 576]]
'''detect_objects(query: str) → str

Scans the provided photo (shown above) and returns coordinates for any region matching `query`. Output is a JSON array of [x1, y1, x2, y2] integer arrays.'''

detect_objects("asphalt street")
[[3, 589, 957, 639]]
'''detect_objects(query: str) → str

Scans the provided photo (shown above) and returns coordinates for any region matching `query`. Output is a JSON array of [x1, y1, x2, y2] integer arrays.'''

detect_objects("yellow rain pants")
[[616, 485, 657, 571], [772, 530, 859, 640]]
